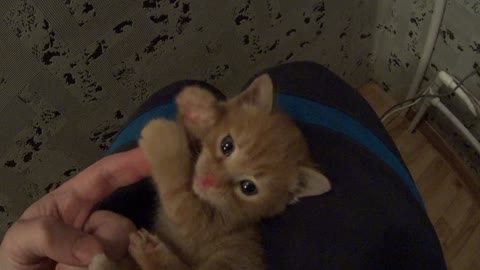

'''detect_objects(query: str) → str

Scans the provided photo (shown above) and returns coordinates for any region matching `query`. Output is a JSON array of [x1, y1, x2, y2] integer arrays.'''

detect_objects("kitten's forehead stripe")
[[255, 171, 266, 178]]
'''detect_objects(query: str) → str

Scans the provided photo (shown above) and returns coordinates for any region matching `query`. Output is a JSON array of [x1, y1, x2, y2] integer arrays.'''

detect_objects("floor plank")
[[450, 222, 480, 270], [444, 188, 476, 230]]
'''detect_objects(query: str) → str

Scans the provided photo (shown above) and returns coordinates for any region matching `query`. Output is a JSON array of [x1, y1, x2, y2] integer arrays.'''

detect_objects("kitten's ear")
[[290, 167, 331, 204], [233, 74, 274, 112], [176, 87, 220, 139]]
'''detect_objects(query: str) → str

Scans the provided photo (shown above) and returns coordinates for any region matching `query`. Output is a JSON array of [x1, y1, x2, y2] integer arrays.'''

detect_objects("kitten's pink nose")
[[200, 174, 218, 189]]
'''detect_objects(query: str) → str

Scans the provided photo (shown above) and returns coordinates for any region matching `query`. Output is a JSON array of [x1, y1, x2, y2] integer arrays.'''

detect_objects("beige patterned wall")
[[0, 0, 377, 236]]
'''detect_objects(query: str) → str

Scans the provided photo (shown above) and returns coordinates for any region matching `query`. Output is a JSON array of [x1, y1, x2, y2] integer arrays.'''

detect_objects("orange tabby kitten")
[[89, 74, 331, 270]]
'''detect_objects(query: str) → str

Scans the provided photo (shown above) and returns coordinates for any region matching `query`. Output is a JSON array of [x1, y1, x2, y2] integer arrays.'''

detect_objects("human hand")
[[0, 148, 150, 270]]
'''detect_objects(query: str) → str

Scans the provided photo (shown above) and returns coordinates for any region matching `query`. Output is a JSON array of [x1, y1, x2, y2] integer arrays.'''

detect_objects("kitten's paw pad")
[[88, 253, 116, 270], [129, 229, 169, 268], [129, 229, 163, 254]]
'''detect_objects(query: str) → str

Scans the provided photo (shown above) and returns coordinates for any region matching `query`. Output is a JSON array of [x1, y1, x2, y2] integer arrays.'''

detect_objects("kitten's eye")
[[240, 180, 258, 196], [220, 135, 234, 156]]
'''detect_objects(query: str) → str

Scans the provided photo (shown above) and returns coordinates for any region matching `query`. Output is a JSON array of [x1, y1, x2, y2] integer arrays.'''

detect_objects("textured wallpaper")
[[372, 0, 480, 178], [0, 0, 377, 236]]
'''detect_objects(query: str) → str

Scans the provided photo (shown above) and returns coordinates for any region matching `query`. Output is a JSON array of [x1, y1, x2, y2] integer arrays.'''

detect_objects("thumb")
[[71, 233, 103, 264], [3, 217, 104, 267]]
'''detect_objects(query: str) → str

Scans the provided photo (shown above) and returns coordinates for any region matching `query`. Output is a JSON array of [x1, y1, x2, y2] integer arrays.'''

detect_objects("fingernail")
[[73, 235, 103, 263]]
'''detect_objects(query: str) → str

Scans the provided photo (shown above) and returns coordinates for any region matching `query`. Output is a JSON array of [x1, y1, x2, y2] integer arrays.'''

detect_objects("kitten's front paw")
[[140, 119, 180, 145], [176, 87, 218, 138], [139, 119, 189, 163], [129, 229, 167, 270], [129, 229, 163, 254]]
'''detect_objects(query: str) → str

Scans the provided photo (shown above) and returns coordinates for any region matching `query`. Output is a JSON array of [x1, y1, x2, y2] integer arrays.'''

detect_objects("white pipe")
[[437, 71, 477, 116], [408, 74, 442, 132], [408, 70, 480, 154], [405, 0, 447, 102], [437, 71, 455, 89], [407, 99, 432, 133], [431, 73, 444, 94], [407, 70, 477, 131], [431, 98, 480, 155]]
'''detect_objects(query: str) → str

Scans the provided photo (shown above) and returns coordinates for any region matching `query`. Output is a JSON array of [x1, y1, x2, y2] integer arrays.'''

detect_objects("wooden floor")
[[359, 83, 480, 270]]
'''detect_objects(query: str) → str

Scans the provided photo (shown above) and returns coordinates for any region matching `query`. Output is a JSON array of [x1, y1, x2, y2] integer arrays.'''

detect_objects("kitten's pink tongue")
[[200, 174, 218, 189]]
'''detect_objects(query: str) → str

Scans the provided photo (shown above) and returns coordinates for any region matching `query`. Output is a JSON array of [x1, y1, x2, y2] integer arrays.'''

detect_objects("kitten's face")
[[176, 74, 331, 221], [192, 105, 308, 220]]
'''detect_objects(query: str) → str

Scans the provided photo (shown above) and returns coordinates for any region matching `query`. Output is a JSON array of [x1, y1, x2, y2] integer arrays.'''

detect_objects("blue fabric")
[[107, 93, 424, 207], [107, 103, 176, 155], [275, 94, 424, 207]]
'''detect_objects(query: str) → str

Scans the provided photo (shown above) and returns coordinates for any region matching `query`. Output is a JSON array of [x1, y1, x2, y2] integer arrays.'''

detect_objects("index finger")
[[60, 147, 151, 205]]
